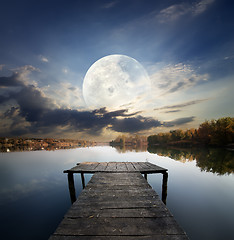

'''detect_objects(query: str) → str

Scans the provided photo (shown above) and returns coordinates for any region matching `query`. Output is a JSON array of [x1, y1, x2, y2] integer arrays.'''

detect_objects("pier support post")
[[144, 173, 148, 180], [81, 173, 85, 189], [68, 173, 76, 204], [162, 172, 168, 205]]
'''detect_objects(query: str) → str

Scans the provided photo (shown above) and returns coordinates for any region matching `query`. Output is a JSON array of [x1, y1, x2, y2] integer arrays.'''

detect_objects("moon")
[[82, 54, 150, 109]]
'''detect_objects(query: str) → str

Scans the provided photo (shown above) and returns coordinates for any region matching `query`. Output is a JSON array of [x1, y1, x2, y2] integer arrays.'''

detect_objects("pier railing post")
[[162, 171, 168, 205], [67, 173, 76, 204], [81, 173, 85, 189]]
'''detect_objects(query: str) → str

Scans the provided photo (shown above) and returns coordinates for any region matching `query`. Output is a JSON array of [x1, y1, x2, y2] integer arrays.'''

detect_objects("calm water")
[[0, 146, 234, 240]]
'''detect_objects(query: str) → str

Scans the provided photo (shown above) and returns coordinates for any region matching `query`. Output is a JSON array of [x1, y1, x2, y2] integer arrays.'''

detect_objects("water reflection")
[[1, 146, 234, 240], [147, 146, 234, 175], [111, 144, 148, 153], [0, 145, 88, 152]]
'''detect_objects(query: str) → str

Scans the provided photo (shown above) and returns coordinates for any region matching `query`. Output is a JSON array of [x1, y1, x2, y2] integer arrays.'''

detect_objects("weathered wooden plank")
[[116, 162, 128, 171], [79, 162, 99, 170], [144, 162, 168, 172], [131, 162, 142, 171], [138, 162, 151, 170], [76, 195, 160, 205], [75, 162, 99, 171], [125, 162, 137, 171], [93, 162, 108, 171], [88, 172, 145, 180], [71, 200, 166, 209], [65, 206, 172, 218], [79, 188, 158, 197], [104, 162, 118, 171], [49, 235, 189, 240], [53, 217, 185, 236], [64, 162, 167, 174], [87, 179, 150, 186]]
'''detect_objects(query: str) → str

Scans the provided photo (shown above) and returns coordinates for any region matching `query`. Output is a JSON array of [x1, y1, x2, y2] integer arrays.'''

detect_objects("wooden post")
[[144, 173, 147, 180], [162, 172, 168, 205], [68, 173, 76, 204], [81, 173, 85, 189]]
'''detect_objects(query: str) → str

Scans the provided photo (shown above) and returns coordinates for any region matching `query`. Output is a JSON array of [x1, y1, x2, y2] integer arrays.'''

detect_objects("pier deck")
[[49, 162, 188, 239]]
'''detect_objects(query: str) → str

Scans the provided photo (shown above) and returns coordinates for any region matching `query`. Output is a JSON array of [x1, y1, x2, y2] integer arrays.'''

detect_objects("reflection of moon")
[[82, 54, 150, 109]]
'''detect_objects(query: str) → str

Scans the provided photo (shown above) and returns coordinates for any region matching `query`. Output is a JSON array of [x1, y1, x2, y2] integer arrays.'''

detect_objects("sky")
[[0, 0, 233, 141]]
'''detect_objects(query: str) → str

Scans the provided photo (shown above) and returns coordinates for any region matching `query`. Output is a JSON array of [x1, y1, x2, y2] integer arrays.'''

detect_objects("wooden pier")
[[49, 162, 188, 239]]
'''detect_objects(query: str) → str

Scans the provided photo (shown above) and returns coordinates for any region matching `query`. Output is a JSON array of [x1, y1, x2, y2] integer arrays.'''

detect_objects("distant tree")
[[148, 117, 234, 147]]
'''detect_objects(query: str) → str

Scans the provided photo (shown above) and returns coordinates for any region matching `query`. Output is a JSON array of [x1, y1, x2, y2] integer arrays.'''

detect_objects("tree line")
[[148, 117, 234, 147]]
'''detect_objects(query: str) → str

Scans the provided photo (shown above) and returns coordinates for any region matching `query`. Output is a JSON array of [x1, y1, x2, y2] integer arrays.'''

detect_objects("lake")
[[0, 146, 234, 239]]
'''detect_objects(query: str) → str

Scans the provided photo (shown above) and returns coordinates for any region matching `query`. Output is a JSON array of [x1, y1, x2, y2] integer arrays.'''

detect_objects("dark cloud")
[[164, 116, 195, 127], [68, 87, 77, 91], [167, 81, 185, 93], [13, 85, 56, 122], [0, 74, 24, 87], [35, 108, 155, 135], [94, 108, 142, 118], [0, 95, 10, 104], [164, 110, 181, 113], [111, 116, 161, 133], [4, 107, 19, 118], [154, 99, 208, 111], [0, 71, 161, 136]]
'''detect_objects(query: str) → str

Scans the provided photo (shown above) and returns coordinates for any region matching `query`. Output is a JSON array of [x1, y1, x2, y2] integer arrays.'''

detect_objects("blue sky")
[[0, 0, 233, 140]]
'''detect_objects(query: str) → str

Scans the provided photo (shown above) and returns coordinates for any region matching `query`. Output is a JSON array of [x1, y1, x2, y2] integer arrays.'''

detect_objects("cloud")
[[3, 107, 160, 136], [10, 65, 40, 86], [0, 67, 162, 137], [50, 82, 84, 109], [157, 0, 215, 23], [154, 99, 208, 111], [62, 68, 68, 74], [0, 64, 5, 71], [193, 0, 215, 15], [164, 116, 195, 127], [102, 1, 118, 9], [150, 63, 209, 95], [157, 3, 191, 23], [164, 110, 181, 114], [110, 116, 161, 133], [39, 55, 49, 63], [0, 74, 24, 88], [224, 55, 234, 61]]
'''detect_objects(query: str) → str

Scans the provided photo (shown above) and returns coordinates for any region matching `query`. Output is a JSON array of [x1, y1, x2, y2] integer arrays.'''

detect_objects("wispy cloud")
[[154, 99, 208, 111], [193, 0, 215, 15], [157, 0, 215, 23], [52, 82, 84, 109], [164, 110, 182, 114], [150, 63, 209, 95], [102, 1, 118, 9], [39, 55, 49, 63], [164, 116, 195, 127]]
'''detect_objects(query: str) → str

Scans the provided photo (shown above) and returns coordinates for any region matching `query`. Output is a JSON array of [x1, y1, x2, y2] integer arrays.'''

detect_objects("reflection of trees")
[[0, 145, 84, 152], [112, 144, 148, 153], [148, 146, 234, 175]]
